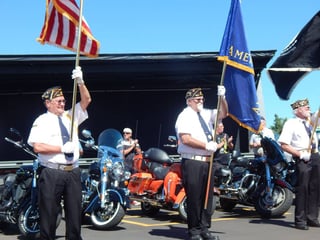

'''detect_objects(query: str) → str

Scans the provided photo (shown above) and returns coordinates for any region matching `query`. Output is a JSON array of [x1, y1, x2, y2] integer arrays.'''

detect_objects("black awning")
[[0, 51, 275, 95]]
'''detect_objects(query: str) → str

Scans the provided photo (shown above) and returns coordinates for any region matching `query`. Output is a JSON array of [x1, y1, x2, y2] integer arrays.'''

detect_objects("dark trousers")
[[181, 158, 215, 236], [39, 167, 82, 240], [294, 153, 320, 225]]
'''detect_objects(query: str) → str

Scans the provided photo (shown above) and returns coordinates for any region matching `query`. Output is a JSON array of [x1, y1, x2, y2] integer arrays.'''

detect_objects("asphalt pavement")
[[1, 204, 319, 240]]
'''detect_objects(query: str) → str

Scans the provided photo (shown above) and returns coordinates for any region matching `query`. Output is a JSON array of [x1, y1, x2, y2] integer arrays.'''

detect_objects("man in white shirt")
[[175, 86, 228, 240], [249, 117, 275, 156], [121, 127, 141, 173], [28, 67, 91, 239], [278, 99, 320, 230]]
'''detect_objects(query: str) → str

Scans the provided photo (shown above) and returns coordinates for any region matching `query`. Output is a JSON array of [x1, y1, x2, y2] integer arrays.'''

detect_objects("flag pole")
[[204, 60, 227, 209], [308, 107, 320, 152], [70, 0, 84, 141]]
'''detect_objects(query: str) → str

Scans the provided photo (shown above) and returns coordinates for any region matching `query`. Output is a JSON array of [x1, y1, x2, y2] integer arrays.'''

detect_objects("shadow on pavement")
[[148, 225, 187, 239]]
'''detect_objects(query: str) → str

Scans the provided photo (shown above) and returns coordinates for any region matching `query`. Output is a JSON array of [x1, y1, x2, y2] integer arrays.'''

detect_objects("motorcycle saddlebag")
[[164, 171, 182, 202], [147, 180, 164, 194], [0, 174, 16, 201], [128, 172, 153, 195]]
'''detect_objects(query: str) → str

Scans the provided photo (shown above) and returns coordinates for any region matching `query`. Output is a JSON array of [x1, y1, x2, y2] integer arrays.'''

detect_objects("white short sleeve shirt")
[[27, 103, 88, 165], [175, 106, 217, 155], [278, 117, 318, 151]]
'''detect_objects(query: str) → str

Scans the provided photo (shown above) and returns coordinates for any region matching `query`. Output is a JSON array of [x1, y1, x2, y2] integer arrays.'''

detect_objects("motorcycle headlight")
[[124, 171, 131, 180], [106, 159, 113, 168], [112, 162, 124, 178]]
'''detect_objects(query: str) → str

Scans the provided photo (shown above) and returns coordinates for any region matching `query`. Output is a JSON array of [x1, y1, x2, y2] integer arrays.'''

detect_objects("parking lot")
[[1, 204, 320, 240]]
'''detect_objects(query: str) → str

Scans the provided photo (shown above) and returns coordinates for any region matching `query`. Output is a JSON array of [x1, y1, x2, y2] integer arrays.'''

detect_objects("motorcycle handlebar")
[[163, 144, 177, 148], [79, 139, 98, 151], [5, 137, 38, 158], [4, 137, 23, 148]]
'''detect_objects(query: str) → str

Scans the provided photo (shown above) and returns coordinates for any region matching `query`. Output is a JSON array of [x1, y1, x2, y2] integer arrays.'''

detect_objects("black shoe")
[[201, 232, 220, 240], [307, 220, 320, 227], [189, 235, 203, 240], [295, 224, 309, 230]]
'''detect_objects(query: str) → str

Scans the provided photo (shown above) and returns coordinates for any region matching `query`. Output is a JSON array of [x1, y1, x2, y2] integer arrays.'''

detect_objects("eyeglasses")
[[51, 99, 66, 105], [123, 132, 131, 135], [192, 98, 205, 103]]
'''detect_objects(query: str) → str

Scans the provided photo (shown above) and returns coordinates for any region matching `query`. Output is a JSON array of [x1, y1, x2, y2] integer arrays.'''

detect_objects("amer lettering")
[[228, 45, 252, 64]]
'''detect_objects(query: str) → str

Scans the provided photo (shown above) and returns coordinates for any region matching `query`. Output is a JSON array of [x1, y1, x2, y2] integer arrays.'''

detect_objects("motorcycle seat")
[[151, 165, 171, 180], [144, 148, 173, 164]]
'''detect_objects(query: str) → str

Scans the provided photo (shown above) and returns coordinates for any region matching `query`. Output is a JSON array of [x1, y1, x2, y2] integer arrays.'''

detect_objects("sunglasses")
[[51, 99, 66, 104], [192, 97, 205, 103], [123, 132, 131, 135]]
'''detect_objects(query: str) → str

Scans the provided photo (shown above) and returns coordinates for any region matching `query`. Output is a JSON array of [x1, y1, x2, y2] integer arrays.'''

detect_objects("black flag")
[[267, 11, 320, 100]]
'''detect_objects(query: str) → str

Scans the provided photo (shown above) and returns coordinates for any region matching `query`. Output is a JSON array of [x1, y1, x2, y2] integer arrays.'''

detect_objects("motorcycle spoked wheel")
[[140, 195, 216, 222], [178, 195, 217, 221], [254, 185, 293, 218], [90, 201, 125, 229], [18, 203, 62, 239]]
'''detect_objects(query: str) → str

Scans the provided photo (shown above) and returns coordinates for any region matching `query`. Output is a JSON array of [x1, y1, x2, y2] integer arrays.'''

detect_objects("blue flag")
[[218, 0, 261, 133]]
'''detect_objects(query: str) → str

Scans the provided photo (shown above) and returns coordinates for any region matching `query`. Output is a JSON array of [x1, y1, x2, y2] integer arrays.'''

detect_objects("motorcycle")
[[79, 128, 131, 229], [215, 136, 294, 218], [1, 128, 62, 238], [128, 146, 188, 220]]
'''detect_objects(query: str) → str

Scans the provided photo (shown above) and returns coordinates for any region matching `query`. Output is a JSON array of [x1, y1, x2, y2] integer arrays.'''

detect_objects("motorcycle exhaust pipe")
[[129, 197, 163, 207]]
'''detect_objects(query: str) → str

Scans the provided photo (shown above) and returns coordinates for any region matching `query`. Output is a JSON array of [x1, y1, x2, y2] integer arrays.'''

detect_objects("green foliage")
[[270, 114, 287, 137]]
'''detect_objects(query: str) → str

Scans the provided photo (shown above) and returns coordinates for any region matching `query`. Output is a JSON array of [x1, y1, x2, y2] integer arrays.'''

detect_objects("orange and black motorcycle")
[[128, 142, 188, 220]]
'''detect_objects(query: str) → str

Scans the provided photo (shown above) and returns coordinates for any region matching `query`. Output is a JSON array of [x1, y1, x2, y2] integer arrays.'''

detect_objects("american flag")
[[37, 0, 100, 57]]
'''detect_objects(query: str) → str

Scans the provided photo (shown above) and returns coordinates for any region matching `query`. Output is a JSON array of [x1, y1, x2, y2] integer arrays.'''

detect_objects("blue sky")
[[1, 0, 319, 127]]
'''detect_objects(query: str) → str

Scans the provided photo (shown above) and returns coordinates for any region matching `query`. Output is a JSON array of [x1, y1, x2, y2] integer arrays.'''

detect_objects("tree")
[[270, 114, 287, 138]]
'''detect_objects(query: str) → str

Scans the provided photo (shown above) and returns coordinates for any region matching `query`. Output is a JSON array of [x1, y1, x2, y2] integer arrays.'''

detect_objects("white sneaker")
[[131, 200, 140, 206]]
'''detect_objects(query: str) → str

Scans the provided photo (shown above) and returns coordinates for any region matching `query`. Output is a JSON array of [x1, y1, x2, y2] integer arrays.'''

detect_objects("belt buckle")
[[58, 164, 73, 171], [203, 156, 210, 162], [64, 165, 73, 171], [58, 164, 65, 171], [193, 155, 209, 162]]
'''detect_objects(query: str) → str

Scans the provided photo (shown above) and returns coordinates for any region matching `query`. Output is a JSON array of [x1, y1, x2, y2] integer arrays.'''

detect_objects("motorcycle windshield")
[[262, 137, 288, 165], [97, 128, 124, 158]]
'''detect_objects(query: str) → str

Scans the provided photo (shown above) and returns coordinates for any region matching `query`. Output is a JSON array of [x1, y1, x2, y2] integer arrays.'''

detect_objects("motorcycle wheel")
[[18, 203, 62, 239], [178, 196, 187, 221], [255, 185, 293, 218], [219, 197, 237, 211], [178, 195, 216, 222], [90, 201, 125, 229], [141, 202, 160, 216]]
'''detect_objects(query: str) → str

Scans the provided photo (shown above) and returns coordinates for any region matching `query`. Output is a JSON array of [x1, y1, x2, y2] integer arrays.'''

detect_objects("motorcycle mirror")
[[85, 139, 95, 148], [232, 150, 240, 158], [168, 136, 177, 142], [8, 128, 23, 143], [82, 129, 92, 139]]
